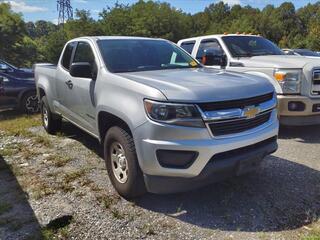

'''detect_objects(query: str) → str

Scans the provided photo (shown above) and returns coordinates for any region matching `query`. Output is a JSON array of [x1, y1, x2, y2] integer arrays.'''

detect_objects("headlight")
[[144, 99, 205, 128], [274, 69, 302, 94]]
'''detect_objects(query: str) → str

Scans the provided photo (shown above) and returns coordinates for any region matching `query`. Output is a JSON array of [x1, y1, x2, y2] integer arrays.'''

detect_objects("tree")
[[99, 0, 191, 42], [64, 9, 102, 39], [0, 3, 26, 65]]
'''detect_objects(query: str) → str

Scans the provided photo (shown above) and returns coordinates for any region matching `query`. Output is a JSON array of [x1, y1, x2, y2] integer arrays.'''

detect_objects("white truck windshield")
[[222, 36, 284, 58]]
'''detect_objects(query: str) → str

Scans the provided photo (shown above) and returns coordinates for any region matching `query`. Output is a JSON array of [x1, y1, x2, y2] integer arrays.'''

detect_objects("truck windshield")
[[222, 36, 284, 58], [97, 39, 201, 73]]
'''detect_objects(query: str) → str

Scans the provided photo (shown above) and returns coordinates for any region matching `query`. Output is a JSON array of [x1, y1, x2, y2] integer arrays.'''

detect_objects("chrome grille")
[[312, 69, 320, 95], [198, 92, 276, 137], [208, 112, 271, 136]]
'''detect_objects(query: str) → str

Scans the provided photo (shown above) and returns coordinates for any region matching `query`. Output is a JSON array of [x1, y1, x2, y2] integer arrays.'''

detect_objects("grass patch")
[[97, 194, 117, 209], [302, 226, 320, 240], [32, 184, 55, 200], [0, 147, 17, 157], [42, 215, 72, 240], [58, 183, 74, 193], [63, 169, 87, 184], [33, 135, 52, 147], [0, 114, 41, 137], [42, 226, 70, 240], [0, 142, 23, 157], [19, 175, 55, 200], [111, 208, 124, 219], [0, 201, 12, 215], [47, 155, 73, 168], [20, 147, 39, 160], [141, 223, 156, 236]]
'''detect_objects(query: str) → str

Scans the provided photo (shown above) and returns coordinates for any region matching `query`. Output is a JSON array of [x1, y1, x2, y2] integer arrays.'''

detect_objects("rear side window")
[[180, 41, 195, 54], [61, 42, 76, 70], [73, 42, 95, 64], [196, 39, 223, 61]]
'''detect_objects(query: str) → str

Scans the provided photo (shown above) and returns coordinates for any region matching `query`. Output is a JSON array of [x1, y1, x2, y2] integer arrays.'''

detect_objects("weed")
[[33, 135, 52, 147], [97, 194, 116, 209], [32, 184, 55, 200], [47, 155, 72, 168], [111, 208, 124, 219], [142, 223, 156, 236], [63, 169, 87, 184], [302, 226, 320, 240]]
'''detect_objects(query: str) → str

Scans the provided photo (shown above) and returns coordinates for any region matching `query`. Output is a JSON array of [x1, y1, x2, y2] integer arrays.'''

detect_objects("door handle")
[[65, 80, 73, 89]]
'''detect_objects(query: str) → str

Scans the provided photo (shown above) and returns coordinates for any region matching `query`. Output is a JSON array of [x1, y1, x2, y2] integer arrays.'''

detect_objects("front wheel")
[[104, 126, 146, 199], [20, 91, 40, 114], [41, 96, 62, 134]]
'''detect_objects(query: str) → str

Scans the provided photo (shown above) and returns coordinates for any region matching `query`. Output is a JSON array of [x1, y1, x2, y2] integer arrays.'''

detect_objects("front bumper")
[[133, 109, 279, 193], [144, 136, 277, 193], [278, 95, 320, 125]]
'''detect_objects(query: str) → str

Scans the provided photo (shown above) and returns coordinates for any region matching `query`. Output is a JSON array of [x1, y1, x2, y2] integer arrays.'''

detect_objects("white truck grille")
[[311, 69, 320, 95]]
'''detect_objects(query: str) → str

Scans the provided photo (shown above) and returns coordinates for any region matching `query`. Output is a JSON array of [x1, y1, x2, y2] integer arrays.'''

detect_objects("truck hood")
[[240, 55, 320, 69], [118, 68, 274, 102]]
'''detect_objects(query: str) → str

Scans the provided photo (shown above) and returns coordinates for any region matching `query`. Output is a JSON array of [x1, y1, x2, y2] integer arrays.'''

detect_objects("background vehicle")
[[0, 73, 39, 113], [35, 36, 278, 198], [0, 60, 34, 79], [178, 34, 320, 126], [282, 48, 320, 57]]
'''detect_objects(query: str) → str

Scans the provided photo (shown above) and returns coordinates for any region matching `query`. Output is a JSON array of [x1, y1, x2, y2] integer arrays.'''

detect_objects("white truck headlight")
[[274, 69, 302, 94], [144, 99, 205, 128]]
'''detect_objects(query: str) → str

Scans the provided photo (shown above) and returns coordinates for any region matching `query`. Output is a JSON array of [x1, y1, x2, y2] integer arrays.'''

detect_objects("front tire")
[[104, 126, 146, 199], [41, 96, 62, 134]]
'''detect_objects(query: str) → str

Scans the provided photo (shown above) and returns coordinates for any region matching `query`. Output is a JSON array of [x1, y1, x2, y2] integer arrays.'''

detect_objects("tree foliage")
[[1, 1, 320, 67]]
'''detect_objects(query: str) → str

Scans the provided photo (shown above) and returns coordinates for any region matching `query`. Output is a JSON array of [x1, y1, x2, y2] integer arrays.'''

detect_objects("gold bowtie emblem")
[[243, 106, 260, 119]]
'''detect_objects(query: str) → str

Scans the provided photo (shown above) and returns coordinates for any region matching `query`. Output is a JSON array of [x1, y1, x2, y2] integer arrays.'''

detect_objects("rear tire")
[[20, 91, 40, 114], [104, 126, 146, 199], [41, 96, 61, 134]]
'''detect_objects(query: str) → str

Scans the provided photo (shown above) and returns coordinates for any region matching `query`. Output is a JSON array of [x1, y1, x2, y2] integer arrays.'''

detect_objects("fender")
[[244, 71, 283, 94]]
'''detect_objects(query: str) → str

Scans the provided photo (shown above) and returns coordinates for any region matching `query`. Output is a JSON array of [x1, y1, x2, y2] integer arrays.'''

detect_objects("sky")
[[1, 0, 319, 24]]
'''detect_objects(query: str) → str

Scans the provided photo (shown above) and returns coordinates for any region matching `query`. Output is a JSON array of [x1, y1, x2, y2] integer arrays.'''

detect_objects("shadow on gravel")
[[279, 124, 320, 143], [0, 156, 42, 239], [136, 155, 320, 232], [0, 109, 24, 120], [60, 121, 103, 157]]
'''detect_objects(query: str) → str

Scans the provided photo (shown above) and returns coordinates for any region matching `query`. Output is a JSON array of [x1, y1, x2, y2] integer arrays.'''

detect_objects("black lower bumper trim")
[[144, 136, 278, 194]]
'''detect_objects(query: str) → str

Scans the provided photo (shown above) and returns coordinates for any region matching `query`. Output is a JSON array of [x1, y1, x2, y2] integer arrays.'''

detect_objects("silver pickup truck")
[[34, 36, 278, 198]]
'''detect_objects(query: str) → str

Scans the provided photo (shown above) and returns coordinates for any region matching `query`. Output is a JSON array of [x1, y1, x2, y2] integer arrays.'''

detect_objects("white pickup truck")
[[178, 34, 320, 125]]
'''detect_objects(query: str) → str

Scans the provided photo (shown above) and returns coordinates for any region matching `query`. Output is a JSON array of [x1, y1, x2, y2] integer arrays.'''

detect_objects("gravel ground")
[[0, 111, 319, 240]]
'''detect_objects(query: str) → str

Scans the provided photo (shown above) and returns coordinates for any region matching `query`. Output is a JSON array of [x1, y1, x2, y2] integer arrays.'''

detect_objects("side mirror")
[[0, 64, 9, 72], [70, 62, 94, 79], [202, 49, 227, 68]]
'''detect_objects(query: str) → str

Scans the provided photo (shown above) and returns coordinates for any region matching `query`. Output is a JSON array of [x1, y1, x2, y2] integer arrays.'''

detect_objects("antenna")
[[57, 0, 73, 25]]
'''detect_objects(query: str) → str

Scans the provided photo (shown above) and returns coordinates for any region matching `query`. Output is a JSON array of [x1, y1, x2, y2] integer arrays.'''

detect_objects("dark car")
[[282, 48, 320, 57], [0, 60, 39, 113], [0, 60, 34, 79]]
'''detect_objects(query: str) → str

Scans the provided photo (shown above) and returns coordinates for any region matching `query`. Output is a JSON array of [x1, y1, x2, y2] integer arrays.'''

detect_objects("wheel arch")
[[97, 111, 133, 143]]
